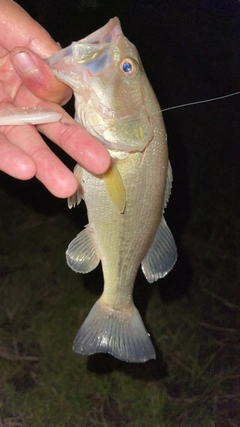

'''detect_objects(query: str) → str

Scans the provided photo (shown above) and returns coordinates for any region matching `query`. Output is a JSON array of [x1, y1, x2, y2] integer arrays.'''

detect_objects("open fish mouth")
[[46, 17, 122, 77]]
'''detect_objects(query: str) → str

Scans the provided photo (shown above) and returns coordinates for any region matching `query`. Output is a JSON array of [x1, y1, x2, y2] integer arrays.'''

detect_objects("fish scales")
[[49, 17, 177, 362], [81, 133, 166, 309], [50, 17, 177, 363]]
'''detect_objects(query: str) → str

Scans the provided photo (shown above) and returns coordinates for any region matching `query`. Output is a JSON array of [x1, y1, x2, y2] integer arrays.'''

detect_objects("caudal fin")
[[73, 299, 156, 363]]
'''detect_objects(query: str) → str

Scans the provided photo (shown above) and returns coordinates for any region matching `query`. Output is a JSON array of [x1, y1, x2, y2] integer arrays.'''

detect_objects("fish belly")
[[85, 143, 166, 305]]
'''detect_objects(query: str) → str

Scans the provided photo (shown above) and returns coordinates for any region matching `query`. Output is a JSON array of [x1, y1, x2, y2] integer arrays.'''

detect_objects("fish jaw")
[[46, 17, 122, 91]]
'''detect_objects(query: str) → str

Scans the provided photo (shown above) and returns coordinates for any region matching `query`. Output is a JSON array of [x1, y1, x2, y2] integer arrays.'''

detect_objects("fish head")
[[47, 17, 154, 152]]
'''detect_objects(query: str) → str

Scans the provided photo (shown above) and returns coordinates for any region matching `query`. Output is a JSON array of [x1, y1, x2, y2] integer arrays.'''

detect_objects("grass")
[[0, 168, 239, 427]]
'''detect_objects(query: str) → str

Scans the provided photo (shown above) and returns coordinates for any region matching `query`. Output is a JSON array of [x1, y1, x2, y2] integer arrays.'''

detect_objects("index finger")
[[12, 82, 111, 175], [37, 118, 111, 175]]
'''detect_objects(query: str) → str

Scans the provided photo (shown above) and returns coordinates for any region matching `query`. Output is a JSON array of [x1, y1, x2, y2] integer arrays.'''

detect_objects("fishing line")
[[87, 90, 240, 128], [160, 90, 240, 113]]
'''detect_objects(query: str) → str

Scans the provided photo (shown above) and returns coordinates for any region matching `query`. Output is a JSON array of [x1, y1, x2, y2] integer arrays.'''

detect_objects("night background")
[[0, 1, 240, 426]]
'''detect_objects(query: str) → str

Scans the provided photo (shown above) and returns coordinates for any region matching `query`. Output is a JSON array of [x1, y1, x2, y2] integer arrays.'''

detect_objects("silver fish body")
[[48, 17, 177, 362]]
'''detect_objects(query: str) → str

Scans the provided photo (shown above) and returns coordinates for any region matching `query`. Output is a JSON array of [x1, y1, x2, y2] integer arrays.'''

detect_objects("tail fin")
[[73, 299, 156, 363]]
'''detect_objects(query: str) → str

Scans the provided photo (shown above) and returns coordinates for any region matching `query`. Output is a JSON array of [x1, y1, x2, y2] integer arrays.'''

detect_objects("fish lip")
[[47, 17, 122, 67], [71, 17, 122, 67], [80, 17, 122, 45]]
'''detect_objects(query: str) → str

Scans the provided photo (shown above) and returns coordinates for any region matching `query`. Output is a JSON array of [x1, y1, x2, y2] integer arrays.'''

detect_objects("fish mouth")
[[80, 17, 122, 46], [46, 19, 153, 152], [46, 17, 122, 81]]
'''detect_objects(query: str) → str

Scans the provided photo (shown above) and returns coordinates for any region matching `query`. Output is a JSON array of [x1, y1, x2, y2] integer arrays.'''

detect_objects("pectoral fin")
[[66, 226, 100, 273], [141, 216, 177, 282], [103, 161, 126, 213]]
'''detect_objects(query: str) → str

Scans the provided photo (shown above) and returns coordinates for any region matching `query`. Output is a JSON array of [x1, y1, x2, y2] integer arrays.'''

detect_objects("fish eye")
[[120, 58, 138, 78]]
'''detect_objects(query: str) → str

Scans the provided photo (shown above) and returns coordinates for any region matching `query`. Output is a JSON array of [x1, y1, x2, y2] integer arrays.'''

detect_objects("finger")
[[37, 120, 111, 175], [0, 0, 60, 57], [3, 124, 79, 198], [10, 48, 72, 104], [0, 132, 36, 180], [0, 46, 8, 57], [13, 85, 111, 175]]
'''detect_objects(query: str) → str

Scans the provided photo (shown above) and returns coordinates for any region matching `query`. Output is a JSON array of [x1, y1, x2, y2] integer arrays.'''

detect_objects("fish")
[[0, 17, 177, 363], [46, 17, 177, 363]]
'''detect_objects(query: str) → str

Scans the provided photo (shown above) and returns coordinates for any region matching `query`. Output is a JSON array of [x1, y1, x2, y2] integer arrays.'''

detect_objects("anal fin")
[[141, 216, 177, 282]]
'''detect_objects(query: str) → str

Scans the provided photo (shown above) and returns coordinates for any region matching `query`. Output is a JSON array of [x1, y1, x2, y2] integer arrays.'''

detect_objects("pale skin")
[[0, 0, 110, 197]]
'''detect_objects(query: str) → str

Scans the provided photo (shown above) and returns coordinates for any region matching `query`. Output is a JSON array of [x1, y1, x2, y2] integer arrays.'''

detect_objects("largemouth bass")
[[47, 17, 177, 362], [0, 18, 177, 362]]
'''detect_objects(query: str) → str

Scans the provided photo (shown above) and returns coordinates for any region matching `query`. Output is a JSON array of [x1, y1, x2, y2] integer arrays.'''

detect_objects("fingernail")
[[12, 51, 36, 73]]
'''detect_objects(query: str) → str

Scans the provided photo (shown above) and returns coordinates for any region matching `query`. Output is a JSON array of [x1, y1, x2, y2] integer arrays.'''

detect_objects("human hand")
[[0, 0, 110, 197]]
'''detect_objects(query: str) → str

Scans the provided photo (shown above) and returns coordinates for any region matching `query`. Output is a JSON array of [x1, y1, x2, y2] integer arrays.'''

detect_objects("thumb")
[[10, 47, 71, 104]]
